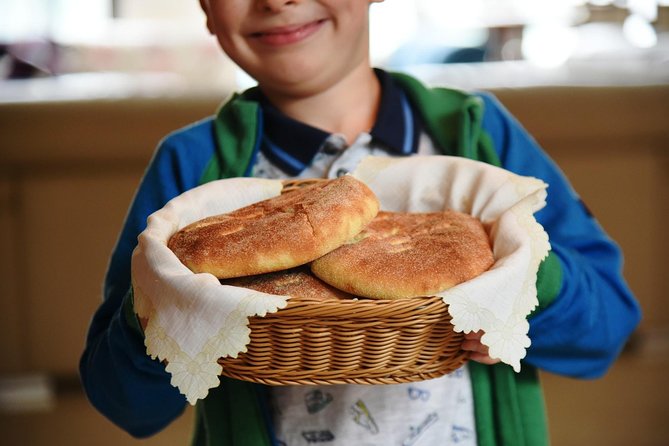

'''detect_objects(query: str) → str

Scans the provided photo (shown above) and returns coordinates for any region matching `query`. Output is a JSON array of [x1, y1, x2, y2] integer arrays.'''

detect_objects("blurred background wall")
[[0, 1, 668, 445]]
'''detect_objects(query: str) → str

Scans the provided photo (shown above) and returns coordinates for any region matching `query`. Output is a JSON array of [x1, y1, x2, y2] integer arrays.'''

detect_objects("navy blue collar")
[[250, 69, 421, 175]]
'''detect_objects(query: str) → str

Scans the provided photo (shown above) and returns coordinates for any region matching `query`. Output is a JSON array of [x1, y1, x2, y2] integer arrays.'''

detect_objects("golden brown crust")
[[167, 176, 379, 279], [311, 211, 494, 299], [222, 267, 355, 301]]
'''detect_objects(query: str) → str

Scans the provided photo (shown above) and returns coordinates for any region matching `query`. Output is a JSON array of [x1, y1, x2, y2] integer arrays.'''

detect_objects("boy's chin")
[[255, 70, 334, 97], [253, 61, 369, 98]]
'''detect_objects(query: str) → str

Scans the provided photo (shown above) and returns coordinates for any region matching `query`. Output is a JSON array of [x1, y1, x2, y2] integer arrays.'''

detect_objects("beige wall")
[[0, 84, 667, 444]]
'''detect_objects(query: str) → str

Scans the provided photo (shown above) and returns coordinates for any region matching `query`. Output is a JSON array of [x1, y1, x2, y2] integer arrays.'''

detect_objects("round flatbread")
[[168, 175, 379, 279], [223, 267, 355, 301], [311, 210, 494, 299]]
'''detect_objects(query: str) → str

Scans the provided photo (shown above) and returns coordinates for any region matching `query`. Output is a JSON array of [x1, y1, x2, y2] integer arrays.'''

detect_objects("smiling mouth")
[[250, 19, 327, 46]]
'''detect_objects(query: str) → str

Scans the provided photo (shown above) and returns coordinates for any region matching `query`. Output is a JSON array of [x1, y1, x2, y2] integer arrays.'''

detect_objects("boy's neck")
[[259, 65, 381, 145]]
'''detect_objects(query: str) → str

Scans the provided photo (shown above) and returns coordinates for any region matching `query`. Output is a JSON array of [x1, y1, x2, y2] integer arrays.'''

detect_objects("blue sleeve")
[[79, 118, 217, 437], [477, 93, 641, 379]]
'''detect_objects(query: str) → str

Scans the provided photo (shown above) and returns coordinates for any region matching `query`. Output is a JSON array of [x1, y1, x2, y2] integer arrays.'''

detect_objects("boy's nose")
[[258, 0, 298, 13]]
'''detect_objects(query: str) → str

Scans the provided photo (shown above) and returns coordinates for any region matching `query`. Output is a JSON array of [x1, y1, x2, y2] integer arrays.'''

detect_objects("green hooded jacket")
[[186, 72, 563, 446]]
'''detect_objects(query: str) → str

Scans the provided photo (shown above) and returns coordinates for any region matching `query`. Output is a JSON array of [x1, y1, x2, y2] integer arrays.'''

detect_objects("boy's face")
[[200, 0, 382, 97]]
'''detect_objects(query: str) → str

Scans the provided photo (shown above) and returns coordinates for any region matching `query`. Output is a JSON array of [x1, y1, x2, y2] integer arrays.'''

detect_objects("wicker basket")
[[217, 178, 469, 385]]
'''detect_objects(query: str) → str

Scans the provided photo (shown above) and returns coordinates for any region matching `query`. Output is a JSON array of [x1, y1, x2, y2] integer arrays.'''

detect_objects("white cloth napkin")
[[351, 156, 550, 371], [131, 156, 550, 404], [131, 178, 290, 404]]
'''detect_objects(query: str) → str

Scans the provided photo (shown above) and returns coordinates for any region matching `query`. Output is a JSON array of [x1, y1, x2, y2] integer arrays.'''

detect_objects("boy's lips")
[[250, 19, 327, 46]]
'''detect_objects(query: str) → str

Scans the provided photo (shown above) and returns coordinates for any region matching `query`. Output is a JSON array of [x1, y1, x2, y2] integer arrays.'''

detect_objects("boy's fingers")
[[462, 333, 502, 365], [464, 341, 502, 365], [468, 352, 501, 365], [463, 330, 484, 341], [461, 339, 489, 354]]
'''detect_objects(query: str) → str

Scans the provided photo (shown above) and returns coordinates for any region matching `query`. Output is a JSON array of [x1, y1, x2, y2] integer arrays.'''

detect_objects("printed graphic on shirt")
[[301, 430, 335, 444], [456, 389, 467, 405], [305, 389, 334, 414], [401, 412, 439, 446], [448, 367, 465, 379], [407, 386, 430, 402], [451, 425, 475, 443], [350, 399, 379, 434]]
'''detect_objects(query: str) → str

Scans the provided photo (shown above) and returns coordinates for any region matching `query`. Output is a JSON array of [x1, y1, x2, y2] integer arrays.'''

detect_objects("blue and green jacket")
[[80, 71, 641, 445]]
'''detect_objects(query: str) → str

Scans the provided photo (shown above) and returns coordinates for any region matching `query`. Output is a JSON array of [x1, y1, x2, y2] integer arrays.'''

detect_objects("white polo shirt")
[[252, 131, 476, 446]]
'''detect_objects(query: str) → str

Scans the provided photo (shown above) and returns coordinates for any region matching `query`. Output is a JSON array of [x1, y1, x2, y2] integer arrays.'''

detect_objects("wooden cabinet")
[[0, 98, 214, 374], [19, 172, 141, 372], [0, 177, 23, 372]]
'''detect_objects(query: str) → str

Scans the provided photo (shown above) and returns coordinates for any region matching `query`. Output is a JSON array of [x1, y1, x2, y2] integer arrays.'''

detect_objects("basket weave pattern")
[[218, 296, 468, 385], [217, 179, 469, 385]]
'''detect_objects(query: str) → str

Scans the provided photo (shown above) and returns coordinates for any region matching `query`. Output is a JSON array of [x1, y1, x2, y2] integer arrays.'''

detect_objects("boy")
[[80, 1, 641, 445]]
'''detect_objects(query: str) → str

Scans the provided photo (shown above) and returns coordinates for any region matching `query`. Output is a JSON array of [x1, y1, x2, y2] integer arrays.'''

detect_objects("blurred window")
[[1, 0, 666, 87], [0, 0, 110, 43]]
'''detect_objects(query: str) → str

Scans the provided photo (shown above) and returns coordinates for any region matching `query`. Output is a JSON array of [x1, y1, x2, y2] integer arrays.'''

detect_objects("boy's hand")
[[462, 330, 501, 365]]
